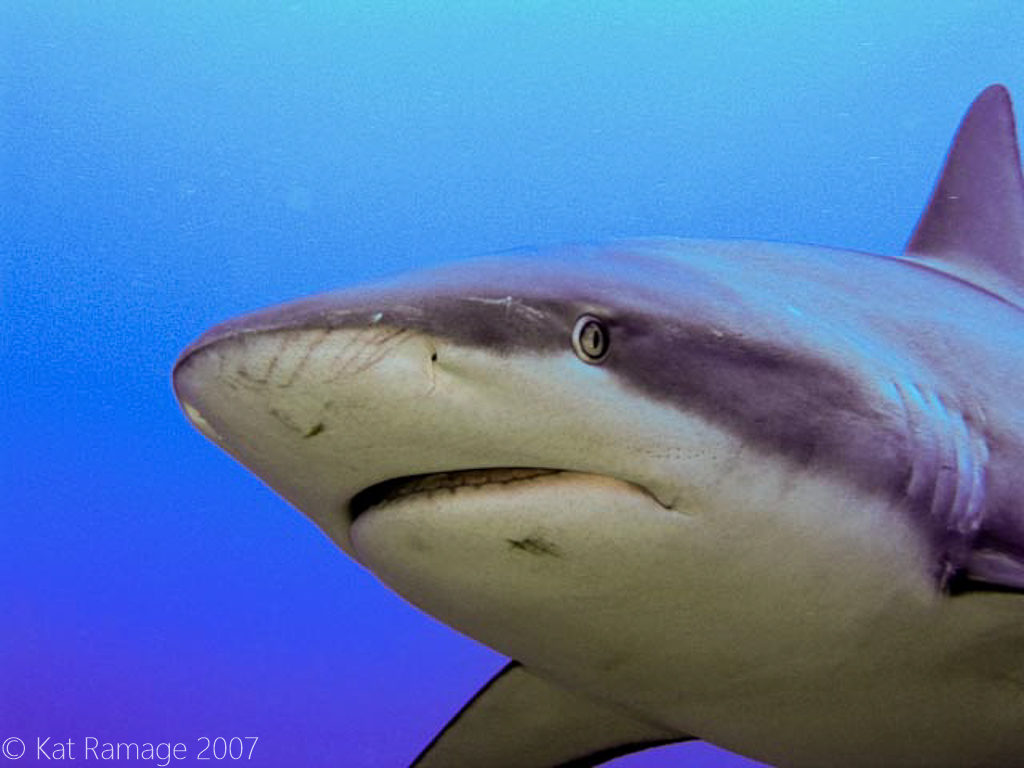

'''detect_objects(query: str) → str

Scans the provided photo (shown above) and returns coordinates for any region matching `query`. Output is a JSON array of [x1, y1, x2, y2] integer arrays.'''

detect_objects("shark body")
[[174, 86, 1024, 767]]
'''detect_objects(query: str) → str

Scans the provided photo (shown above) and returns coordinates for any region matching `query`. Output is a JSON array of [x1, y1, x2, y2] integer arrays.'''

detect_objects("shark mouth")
[[349, 468, 566, 521]]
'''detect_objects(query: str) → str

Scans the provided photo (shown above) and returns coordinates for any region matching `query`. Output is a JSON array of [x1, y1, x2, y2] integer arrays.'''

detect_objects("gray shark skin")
[[174, 86, 1024, 767]]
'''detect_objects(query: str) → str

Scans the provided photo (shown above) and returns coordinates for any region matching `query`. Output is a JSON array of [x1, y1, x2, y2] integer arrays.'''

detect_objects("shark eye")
[[572, 314, 609, 364]]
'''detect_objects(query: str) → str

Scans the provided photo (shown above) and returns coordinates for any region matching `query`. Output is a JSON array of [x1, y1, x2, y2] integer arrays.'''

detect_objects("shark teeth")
[[349, 468, 564, 520]]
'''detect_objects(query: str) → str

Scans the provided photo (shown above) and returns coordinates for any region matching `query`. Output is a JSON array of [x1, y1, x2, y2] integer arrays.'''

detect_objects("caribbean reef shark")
[[173, 85, 1024, 767]]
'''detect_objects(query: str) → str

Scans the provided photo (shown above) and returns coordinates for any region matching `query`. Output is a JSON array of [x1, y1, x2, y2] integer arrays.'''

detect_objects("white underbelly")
[[350, 461, 1024, 767]]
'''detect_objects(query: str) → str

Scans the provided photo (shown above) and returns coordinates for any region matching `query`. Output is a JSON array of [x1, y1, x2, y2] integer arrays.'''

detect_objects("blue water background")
[[3, 3, 1023, 766]]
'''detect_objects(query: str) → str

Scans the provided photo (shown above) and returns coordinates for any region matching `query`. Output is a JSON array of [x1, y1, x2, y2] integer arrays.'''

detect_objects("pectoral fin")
[[412, 662, 691, 767]]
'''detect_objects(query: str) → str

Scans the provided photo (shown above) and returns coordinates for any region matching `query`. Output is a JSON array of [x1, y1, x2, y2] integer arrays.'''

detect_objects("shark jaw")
[[349, 468, 680, 535]]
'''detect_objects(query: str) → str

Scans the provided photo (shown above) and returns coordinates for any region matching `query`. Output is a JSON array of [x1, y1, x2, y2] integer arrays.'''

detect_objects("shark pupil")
[[572, 314, 609, 363]]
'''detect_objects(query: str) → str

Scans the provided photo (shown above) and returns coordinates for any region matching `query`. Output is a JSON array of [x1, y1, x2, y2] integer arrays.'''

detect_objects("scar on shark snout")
[[268, 407, 326, 439], [506, 535, 563, 557], [303, 422, 325, 438]]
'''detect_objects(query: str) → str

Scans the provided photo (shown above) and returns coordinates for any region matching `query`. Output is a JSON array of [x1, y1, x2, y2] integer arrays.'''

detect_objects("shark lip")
[[349, 468, 567, 522], [348, 467, 672, 524]]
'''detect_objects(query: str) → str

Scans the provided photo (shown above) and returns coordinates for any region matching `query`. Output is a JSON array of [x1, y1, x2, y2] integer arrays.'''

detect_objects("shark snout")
[[172, 318, 447, 553], [175, 324, 436, 428]]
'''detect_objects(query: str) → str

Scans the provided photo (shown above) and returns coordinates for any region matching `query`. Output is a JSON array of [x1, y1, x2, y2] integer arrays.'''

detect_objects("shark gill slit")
[[895, 380, 989, 584]]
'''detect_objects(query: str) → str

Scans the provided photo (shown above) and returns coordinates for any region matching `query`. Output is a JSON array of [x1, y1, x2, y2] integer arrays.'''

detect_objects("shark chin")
[[348, 468, 685, 667]]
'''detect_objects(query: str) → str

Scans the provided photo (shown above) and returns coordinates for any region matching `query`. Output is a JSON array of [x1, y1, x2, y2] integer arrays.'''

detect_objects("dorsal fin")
[[905, 85, 1024, 298]]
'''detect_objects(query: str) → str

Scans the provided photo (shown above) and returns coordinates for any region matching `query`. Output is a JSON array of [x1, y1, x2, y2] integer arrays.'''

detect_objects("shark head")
[[173, 239, 918, 549], [171, 243, 727, 557], [173, 235, 946, 683], [172, 86, 1024, 767], [174, 244, 742, 556]]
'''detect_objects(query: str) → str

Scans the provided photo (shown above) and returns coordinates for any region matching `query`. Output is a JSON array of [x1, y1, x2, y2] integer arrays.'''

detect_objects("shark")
[[173, 85, 1024, 767]]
